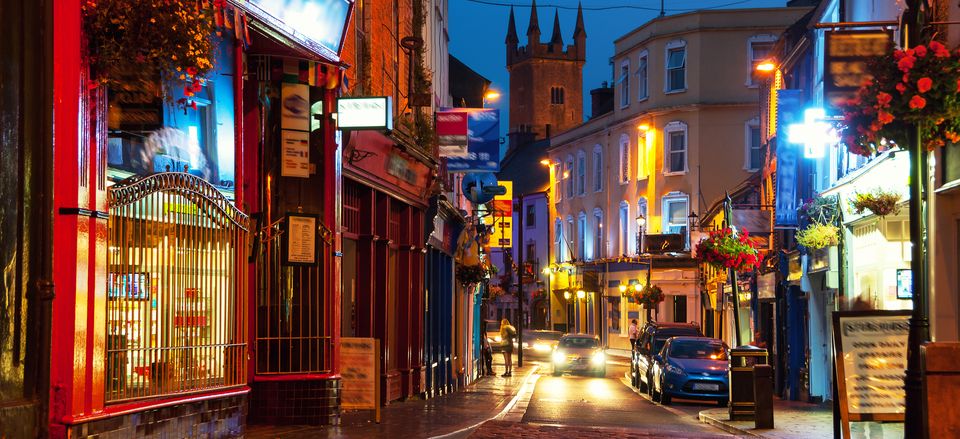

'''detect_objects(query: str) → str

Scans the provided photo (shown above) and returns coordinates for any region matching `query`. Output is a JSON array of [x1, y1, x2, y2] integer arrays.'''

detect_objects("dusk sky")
[[448, 0, 789, 138]]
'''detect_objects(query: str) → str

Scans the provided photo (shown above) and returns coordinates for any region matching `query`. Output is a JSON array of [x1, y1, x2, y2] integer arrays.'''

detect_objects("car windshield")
[[558, 337, 598, 349], [669, 340, 728, 360], [525, 331, 562, 341]]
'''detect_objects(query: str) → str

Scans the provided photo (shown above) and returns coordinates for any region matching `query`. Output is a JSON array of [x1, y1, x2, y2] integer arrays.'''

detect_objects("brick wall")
[[67, 394, 246, 439], [340, 0, 415, 113]]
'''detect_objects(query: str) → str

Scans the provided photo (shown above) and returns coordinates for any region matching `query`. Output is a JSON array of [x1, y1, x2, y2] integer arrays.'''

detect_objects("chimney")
[[590, 84, 614, 118]]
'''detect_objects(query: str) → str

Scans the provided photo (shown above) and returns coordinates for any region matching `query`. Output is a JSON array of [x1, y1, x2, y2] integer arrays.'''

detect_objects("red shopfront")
[[341, 131, 433, 403]]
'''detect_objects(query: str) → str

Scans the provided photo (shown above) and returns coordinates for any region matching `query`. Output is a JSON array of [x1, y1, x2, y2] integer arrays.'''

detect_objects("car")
[[650, 336, 729, 406], [631, 321, 702, 393], [551, 334, 606, 377], [521, 330, 563, 358]]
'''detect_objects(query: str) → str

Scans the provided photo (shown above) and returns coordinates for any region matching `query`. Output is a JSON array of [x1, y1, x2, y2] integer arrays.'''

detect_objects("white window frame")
[[661, 193, 690, 248], [663, 121, 689, 175], [565, 155, 574, 199], [636, 131, 648, 181], [554, 160, 562, 203], [577, 150, 586, 196], [554, 218, 564, 263], [619, 201, 630, 256], [593, 144, 603, 192], [744, 117, 762, 171], [593, 208, 604, 261], [577, 211, 587, 261], [619, 59, 631, 108], [664, 40, 687, 93], [619, 133, 630, 184], [746, 34, 778, 87], [637, 50, 649, 102]]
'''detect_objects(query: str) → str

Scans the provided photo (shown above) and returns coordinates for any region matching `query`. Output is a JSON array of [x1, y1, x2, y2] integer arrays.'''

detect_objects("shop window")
[[106, 173, 249, 402]]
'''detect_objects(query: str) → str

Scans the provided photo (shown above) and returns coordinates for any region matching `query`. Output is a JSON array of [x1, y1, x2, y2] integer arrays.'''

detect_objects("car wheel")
[[718, 398, 729, 407], [638, 374, 648, 393], [651, 375, 660, 400], [631, 366, 639, 387], [646, 373, 655, 396]]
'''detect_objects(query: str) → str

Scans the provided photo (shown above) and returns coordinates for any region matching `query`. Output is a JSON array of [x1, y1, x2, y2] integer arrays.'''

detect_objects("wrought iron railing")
[[105, 172, 249, 402]]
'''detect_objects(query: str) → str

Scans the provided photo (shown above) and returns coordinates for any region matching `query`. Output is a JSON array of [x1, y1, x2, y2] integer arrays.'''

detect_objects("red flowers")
[[878, 111, 894, 124], [186, 66, 199, 76], [917, 77, 933, 93], [896, 83, 907, 94], [914, 45, 928, 58], [909, 95, 927, 110], [876, 92, 893, 106], [898, 55, 916, 72], [695, 227, 761, 273]]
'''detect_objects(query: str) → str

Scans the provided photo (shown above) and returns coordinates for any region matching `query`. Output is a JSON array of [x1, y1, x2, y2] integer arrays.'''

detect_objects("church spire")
[[506, 6, 518, 45], [573, 1, 586, 40], [527, 0, 540, 39], [550, 9, 563, 46]]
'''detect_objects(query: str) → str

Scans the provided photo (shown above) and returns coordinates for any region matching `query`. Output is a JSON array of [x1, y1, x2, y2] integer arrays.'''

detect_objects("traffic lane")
[[521, 367, 731, 436], [619, 375, 724, 422]]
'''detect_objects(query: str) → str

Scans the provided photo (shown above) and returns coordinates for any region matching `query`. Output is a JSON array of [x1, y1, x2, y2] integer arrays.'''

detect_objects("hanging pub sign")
[[486, 181, 512, 248], [774, 90, 803, 227], [436, 110, 469, 158], [337, 97, 393, 130], [442, 108, 501, 173], [283, 213, 318, 265], [824, 30, 892, 113], [833, 310, 910, 439]]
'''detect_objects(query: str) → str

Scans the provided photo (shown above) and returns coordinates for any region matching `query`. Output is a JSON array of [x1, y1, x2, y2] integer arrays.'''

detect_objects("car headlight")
[[552, 350, 565, 364], [591, 351, 606, 365], [665, 363, 685, 376], [533, 343, 552, 352]]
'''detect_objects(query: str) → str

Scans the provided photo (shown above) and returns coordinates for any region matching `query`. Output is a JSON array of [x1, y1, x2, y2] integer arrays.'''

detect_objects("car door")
[[652, 339, 670, 391]]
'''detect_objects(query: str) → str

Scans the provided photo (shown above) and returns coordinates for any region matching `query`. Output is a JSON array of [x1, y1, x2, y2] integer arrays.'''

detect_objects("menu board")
[[833, 310, 911, 437], [341, 337, 381, 422], [284, 214, 317, 265]]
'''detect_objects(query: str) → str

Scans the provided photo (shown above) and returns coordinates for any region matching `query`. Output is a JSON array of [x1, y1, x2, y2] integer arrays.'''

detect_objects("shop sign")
[[341, 337, 381, 422], [281, 130, 311, 178], [281, 83, 311, 132], [436, 110, 469, 158], [284, 213, 317, 265], [833, 310, 910, 438], [338, 97, 393, 130], [775, 90, 803, 227], [246, 0, 352, 56], [387, 153, 417, 185], [757, 272, 776, 300], [442, 108, 501, 173], [824, 30, 892, 113], [486, 181, 512, 248]]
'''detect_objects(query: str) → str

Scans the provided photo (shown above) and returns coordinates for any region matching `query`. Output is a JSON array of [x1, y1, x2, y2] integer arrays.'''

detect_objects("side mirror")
[[653, 354, 662, 363]]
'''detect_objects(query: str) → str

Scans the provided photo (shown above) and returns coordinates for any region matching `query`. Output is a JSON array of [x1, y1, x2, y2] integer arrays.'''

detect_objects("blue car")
[[650, 337, 729, 406]]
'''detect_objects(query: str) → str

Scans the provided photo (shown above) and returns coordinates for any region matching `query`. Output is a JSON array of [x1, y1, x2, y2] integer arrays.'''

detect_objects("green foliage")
[[850, 189, 902, 217], [795, 223, 840, 250]]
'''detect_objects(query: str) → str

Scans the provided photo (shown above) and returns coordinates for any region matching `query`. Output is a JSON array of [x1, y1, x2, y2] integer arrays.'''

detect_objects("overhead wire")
[[463, 0, 753, 13]]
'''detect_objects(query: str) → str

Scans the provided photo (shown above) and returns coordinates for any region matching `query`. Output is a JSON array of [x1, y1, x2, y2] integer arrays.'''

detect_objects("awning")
[[228, 0, 351, 66]]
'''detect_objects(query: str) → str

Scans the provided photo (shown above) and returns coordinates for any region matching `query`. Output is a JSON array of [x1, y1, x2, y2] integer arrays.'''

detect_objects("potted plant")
[[457, 264, 487, 286], [795, 222, 840, 250], [839, 40, 960, 156], [487, 285, 506, 300], [850, 189, 902, 217], [799, 195, 840, 225], [695, 227, 762, 273], [637, 284, 665, 309]]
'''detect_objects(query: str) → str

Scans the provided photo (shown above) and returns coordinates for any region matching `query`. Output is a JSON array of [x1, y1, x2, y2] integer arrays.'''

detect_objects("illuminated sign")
[[825, 30, 892, 112], [787, 108, 839, 159], [247, 0, 352, 55], [337, 97, 393, 130]]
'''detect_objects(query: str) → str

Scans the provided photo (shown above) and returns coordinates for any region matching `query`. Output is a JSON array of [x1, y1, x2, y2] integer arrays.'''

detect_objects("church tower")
[[506, 1, 586, 139]]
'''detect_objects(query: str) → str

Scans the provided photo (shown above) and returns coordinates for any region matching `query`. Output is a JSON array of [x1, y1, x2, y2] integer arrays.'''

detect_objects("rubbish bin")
[[729, 345, 768, 421]]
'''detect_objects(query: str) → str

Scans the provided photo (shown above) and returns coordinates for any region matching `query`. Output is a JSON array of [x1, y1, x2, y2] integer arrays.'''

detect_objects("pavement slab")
[[698, 399, 904, 439]]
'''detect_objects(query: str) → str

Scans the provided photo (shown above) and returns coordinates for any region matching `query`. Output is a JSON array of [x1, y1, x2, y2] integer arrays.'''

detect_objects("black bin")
[[728, 345, 768, 421]]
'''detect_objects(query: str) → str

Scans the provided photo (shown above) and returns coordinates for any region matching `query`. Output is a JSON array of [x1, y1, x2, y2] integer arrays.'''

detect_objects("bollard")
[[753, 364, 774, 429]]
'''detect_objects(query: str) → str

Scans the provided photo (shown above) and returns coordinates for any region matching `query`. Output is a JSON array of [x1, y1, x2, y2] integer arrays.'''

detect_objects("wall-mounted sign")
[[436, 110, 469, 158], [833, 310, 910, 438], [281, 83, 311, 132], [337, 97, 393, 130], [486, 181, 512, 248], [246, 0, 352, 56], [825, 30, 892, 113], [775, 90, 803, 227], [284, 213, 318, 265], [281, 130, 311, 178], [387, 153, 417, 185], [896, 269, 912, 300], [442, 108, 501, 172]]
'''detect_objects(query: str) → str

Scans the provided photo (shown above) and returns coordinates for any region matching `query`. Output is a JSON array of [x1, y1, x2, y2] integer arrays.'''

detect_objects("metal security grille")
[[106, 172, 249, 403], [255, 215, 332, 374]]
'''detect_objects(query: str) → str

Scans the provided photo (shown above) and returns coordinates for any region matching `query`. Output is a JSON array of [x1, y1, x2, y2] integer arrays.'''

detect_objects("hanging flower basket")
[[799, 195, 840, 225], [82, 0, 217, 108], [457, 264, 489, 286], [839, 40, 960, 156], [695, 227, 761, 273], [637, 284, 664, 309], [849, 189, 902, 217], [795, 222, 840, 250], [487, 285, 506, 300]]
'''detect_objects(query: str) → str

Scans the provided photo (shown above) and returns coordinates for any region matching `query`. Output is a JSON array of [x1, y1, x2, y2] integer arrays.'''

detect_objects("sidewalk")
[[698, 398, 904, 438], [246, 362, 538, 439]]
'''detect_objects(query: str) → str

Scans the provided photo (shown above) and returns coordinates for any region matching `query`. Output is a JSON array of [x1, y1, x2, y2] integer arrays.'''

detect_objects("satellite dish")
[[461, 172, 499, 205]]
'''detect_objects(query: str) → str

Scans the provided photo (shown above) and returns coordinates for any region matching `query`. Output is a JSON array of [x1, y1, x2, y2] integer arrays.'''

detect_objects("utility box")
[[729, 345, 768, 421]]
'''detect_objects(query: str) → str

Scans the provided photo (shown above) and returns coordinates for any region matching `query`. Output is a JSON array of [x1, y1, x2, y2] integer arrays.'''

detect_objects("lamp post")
[[482, 90, 500, 108], [515, 193, 525, 368]]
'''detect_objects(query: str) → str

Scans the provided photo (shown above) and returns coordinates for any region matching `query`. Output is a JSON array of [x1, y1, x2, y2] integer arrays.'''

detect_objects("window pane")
[[668, 49, 685, 68], [752, 42, 773, 62], [669, 69, 685, 90], [667, 200, 687, 223], [671, 151, 684, 173], [670, 132, 685, 152], [750, 126, 762, 169]]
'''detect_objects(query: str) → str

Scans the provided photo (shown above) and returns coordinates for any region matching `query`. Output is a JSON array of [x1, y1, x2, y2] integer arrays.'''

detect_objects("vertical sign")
[[281, 130, 311, 177], [833, 311, 910, 439], [824, 30, 892, 113], [487, 181, 512, 248], [284, 214, 317, 265], [341, 337, 381, 423], [436, 110, 469, 158], [444, 108, 501, 172], [774, 90, 803, 227], [281, 83, 311, 131]]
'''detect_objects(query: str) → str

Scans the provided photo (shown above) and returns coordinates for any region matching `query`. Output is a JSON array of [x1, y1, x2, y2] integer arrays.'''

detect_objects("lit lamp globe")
[[563, 290, 572, 300], [635, 214, 646, 229], [619, 284, 627, 294], [576, 290, 586, 300]]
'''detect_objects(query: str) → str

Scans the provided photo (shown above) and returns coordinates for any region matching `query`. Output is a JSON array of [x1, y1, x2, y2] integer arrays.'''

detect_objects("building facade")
[[547, 7, 808, 350]]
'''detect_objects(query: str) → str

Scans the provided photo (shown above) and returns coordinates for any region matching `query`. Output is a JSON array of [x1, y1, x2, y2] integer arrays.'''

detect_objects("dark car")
[[650, 337, 729, 406], [631, 321, 702, 393], [521, 329, 563, 358], [551, 334, 606, 377]]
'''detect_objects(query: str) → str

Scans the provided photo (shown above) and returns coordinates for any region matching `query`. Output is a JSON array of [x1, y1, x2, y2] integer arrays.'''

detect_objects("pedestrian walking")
[[499, 318, 516, 377], [628, 319, 640, 352]]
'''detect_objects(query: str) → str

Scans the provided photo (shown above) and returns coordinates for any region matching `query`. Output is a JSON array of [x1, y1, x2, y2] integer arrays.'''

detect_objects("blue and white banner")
[[443, 108, 501, 173], [775, 90, 803, 227]]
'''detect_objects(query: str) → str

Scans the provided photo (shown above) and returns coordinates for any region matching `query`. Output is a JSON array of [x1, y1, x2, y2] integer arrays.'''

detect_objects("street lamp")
[[635, 213, 646, 255], [483, 90, 500, 108], [576, 289, 586, 300]]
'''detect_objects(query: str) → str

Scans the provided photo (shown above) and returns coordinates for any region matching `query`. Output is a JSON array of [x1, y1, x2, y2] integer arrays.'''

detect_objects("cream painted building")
[[546, 7, 809, 349]]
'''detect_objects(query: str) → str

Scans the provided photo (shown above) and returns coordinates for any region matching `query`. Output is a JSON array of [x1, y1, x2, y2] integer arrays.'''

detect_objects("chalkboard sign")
[[824, 30, 892, 113]]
